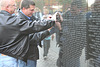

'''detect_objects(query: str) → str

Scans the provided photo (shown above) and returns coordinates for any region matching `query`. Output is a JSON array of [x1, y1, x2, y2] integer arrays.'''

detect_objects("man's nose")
[[14, 6, 17, 9], [32, 11, 34, 13]]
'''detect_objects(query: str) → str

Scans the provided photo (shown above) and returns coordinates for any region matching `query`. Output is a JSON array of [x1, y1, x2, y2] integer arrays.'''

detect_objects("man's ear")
[[22, 7, 25, 10], [6, 5, 9, 10], [22, 7, 26, 10]]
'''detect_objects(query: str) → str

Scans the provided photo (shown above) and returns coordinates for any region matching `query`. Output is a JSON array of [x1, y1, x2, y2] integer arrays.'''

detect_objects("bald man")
[[0, 0, 16, 14], [0, 0, 18, 67], [0, 0, 57, 67]]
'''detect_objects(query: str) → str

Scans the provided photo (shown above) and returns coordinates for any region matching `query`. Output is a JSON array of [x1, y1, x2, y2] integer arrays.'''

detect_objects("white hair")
[[0, 0, 8, 7], [0, 0, 14, 7]]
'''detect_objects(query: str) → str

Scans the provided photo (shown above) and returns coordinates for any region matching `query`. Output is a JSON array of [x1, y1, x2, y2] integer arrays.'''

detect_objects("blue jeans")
[[18, 60, 37, 67], [0, 54, 18, 67]]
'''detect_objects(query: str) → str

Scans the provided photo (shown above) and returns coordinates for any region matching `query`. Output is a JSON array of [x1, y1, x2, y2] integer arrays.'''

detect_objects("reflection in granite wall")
[[57, 0, 100, 67], [86, 0, 100, 67], [56, 0, 87, 67]]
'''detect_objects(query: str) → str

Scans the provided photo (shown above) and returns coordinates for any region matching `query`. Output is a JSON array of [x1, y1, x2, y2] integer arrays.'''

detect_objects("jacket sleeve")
[[29, 30, 50, 43], [16, 17, 55, 34]]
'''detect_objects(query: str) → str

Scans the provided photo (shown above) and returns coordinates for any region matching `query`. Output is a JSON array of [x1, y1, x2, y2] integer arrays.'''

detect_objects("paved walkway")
[[37, 34, 60, 67], [36, 34, 87, 67]]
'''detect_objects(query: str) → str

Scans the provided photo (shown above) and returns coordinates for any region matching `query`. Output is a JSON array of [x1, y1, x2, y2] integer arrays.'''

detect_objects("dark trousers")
[[43, 39, 50, 56]]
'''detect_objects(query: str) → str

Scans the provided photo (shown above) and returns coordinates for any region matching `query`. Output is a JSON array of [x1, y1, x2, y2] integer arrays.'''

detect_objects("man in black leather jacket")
[[17, 0, 56, 67], [0, 0, 57, 66]]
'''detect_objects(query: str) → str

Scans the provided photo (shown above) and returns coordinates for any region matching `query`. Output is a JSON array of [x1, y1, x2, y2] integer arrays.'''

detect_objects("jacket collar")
[[20, 10, 32, 19], [0, 10, 12, 16], [18, 9, 36, 21], [18, 10, 31, 20]]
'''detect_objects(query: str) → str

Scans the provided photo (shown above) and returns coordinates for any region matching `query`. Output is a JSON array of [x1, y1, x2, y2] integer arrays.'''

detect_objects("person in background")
[[33, 7, 43, 20], [43, 28, 55, 60], [42, 9, 55, 59]]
